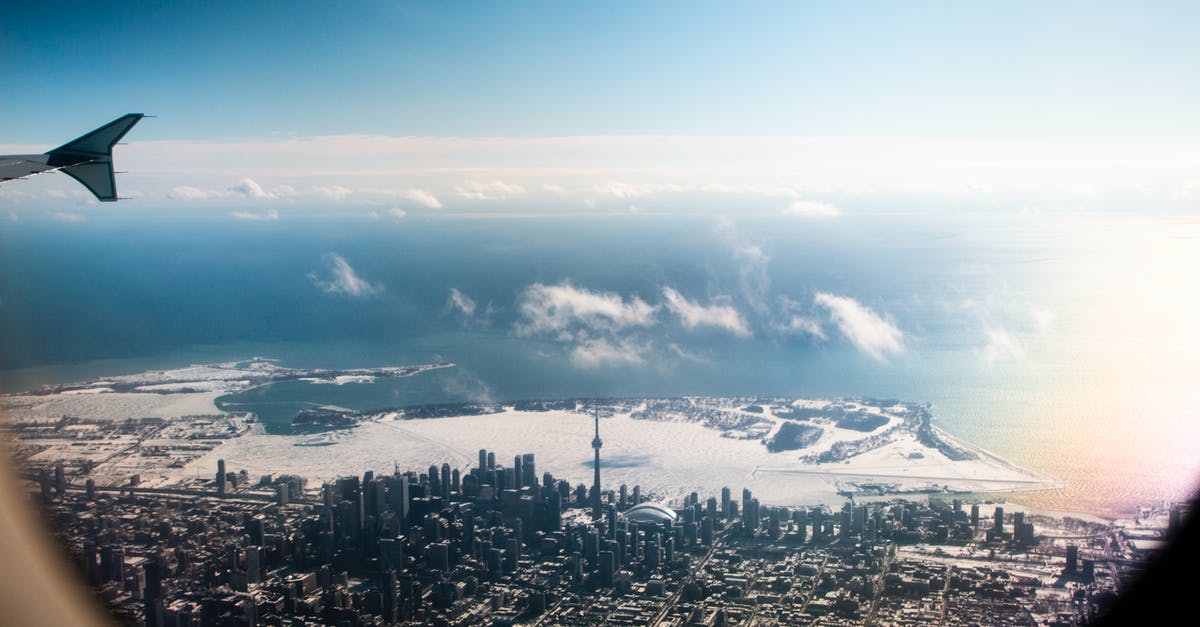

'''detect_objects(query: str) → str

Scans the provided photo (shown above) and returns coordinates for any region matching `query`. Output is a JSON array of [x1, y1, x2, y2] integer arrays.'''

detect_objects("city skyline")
[[3, 3, 1200, 623]]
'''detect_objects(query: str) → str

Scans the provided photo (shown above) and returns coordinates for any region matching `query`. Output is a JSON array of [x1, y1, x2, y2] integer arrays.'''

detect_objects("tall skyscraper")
[[592, 403, 603, 522]]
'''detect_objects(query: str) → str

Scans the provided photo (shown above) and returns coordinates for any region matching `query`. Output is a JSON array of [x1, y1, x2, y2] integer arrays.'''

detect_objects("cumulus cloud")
[[309, 253, 382, 297], [229, 178, 269, 199], [314, 185, 353, 200], [45, 211, 86, 222], [814, 292, 903, 361], [167, 185, 225, 200], [171, 179, 297, 201], [515, 282, 659, 366], [983, 327, 1023, 364], [661, 287, 751, 337], [398, 188, 442, 209], [570, 338, 648, 368], [516, 282, 657, 340], [225, 178, 299, 200], [388, 208, 407, 219], [455, 180, 526, 200], [783, 200, 841, 217], [230, 208, 279, 221]]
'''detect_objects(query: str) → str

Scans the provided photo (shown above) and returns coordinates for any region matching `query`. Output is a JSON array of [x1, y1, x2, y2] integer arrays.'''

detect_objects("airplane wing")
[[0, 114, 144, 202]]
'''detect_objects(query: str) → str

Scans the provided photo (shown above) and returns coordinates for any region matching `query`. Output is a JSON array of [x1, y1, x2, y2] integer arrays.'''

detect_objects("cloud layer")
[[783, 200, 841, 217], [230, 208, 279, 221], [8, 132, 1192, 213]]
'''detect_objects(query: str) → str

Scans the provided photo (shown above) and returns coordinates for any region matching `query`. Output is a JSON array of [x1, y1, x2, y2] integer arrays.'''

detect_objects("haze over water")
[[2, 208, 1197, 518]]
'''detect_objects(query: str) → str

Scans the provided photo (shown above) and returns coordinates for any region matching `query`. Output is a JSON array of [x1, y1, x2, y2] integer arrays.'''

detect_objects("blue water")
[[3, 210, 1198, 516]]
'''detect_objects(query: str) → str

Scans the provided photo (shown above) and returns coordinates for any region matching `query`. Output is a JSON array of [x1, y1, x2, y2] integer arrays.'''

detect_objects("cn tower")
[[592, 403, 602, 521]]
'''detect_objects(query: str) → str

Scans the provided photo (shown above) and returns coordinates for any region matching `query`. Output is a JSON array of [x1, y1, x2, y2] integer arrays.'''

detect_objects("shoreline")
[[0, 357, 1158, 521]]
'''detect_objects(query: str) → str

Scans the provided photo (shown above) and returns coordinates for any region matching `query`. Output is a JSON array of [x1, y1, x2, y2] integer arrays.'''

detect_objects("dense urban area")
[[25, 442, 1179, 626]]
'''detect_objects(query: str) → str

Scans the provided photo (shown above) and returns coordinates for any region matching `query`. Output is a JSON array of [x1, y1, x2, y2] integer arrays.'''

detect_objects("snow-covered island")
[[2, 359, 1058, 508]]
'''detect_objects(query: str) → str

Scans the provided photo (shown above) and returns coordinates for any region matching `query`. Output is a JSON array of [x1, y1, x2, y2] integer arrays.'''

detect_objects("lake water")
[[2, 209, 1197, 517]]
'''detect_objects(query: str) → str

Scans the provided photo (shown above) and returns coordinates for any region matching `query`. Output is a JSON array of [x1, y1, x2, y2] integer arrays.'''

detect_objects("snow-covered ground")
[[187, 407, 1057, 507], [3, 390, 228, 423], [3, 359, 1058, 508]]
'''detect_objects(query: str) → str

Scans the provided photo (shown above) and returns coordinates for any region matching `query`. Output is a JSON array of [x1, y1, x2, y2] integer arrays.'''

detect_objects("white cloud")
[[455, 180, 526, 200], [398, 188, 442, 209], [388, 208, 407, 219], [446, 287, 477, 317], [309, 253, 382, 298], [167, 185, 225, 200], [172, 178, 295, 201], [774, 295, 826, 339], [515, 282, 660, 368], [230, 208, 279, 221], [229, 178, 269, 199], [7, 133, 1186, 213], [45, 211, 86, 223], [314, 185, 353, 200], [983, 327, 1023, 364], [570, 338, 648, 368], [814, 292, 903, 361], [516, 282, 657, 340], [0, 188, 34, 202], [444, 287, 496, 328], [1029, 306, 1055, 331], [780, 315, 827, 339], [665, 342, 711, 365], [716, 218, 771, 314], [661, 287, 751, 337], [783, 200, 841, 217], [226, 178, 299, 200], [699, 183, 802, 198], [594, 181, 688, 199]]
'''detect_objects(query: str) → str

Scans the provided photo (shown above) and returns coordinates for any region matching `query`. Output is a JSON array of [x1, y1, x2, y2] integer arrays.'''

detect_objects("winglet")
[[49, 114, 144, 158], [45, 114, 145, 202]]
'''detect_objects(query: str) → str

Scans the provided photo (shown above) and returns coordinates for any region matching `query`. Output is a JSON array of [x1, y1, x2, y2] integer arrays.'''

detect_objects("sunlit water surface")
[[2, 210, 1197, 517]]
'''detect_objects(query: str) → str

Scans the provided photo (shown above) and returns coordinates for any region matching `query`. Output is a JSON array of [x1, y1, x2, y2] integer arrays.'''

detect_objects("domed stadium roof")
[[621, 503, 678, 524]]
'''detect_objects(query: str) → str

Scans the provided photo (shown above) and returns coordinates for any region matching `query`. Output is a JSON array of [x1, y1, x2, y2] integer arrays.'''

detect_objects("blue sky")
[[3, 1, 1199, 142], [2, 1, 1199, 216]]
